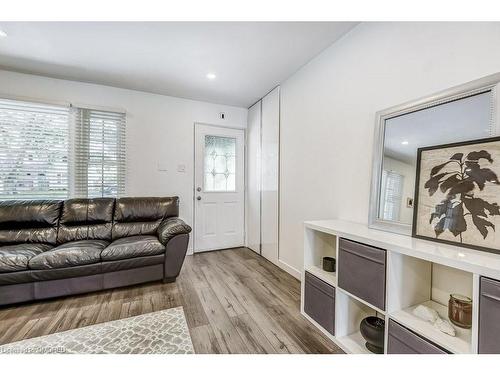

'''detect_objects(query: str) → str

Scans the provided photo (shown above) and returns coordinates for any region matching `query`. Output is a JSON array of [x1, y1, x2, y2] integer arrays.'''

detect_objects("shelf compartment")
[[335, 289, 385, 354], [336, 286, 386, 315], [304, 265, 336, 287], [389, 300, 472, 354], [387, 252, 474, 353], [336, 331, 371, 354], [304, 227, 337, 272]]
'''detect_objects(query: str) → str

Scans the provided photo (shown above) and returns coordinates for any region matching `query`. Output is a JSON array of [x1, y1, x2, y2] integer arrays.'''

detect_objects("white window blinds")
[[73, 108, 126, 198], [0, 99, 70, 199], [0, 97, 126, 200], [379, 170, 404, 222]]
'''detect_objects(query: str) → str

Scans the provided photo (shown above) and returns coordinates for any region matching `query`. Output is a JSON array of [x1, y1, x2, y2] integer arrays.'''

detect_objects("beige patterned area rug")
[[0, 307, 194, 354]]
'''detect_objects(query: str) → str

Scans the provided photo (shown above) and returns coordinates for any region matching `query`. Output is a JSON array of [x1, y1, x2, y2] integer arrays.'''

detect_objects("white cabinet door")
[[261, 87, 280, 264], [246, 101, 262, 254], [194, 124, 245, 252]]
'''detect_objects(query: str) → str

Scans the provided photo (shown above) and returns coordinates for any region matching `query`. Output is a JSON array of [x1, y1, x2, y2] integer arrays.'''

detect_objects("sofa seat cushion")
[[101, 235, 165, 261], [101, 254, 165, 273], [0, 243, 52, 273], [29, 240, 108, 270]]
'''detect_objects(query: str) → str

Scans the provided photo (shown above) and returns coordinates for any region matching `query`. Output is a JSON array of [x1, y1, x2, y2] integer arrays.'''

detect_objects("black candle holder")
[[322, 257, 336, 272]]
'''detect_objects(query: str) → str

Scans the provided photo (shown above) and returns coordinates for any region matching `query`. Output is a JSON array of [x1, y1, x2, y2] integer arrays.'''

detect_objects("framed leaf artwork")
[[412, 136, 500, 254]]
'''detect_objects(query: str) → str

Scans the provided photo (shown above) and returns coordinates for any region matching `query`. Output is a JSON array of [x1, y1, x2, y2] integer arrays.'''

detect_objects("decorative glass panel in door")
[[204, 135, 236, 192]]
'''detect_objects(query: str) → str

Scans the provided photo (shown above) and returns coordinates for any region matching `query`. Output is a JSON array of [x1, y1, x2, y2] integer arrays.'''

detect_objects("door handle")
[[196, 196, 202, 201], [197, 187, 202, 192]]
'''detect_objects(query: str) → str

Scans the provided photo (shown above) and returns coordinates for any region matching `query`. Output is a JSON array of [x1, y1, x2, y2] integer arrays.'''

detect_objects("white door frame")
[[192, 122, 246, 253]]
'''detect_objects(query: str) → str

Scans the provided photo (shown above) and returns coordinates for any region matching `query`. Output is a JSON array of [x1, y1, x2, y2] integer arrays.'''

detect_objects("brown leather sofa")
[[0, 197, 191, 306]]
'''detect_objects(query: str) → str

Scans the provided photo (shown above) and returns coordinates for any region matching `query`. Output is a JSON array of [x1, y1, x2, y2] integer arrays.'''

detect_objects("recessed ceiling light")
[[401, 141, 409, 145], [0, 30, 7, 38], [206, 73, 216, 80]]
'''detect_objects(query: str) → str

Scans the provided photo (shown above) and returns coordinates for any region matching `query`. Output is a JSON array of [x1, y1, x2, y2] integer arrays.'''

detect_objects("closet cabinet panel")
[[246, 101, 262, 254], [261, 87, 280, 263]]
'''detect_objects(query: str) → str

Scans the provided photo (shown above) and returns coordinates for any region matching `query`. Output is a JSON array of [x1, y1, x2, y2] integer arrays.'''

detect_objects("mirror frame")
[[369, 73, 500, 235]]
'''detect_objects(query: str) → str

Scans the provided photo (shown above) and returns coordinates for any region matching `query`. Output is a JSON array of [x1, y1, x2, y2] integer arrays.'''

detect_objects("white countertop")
[[304, 219, 500, 279]]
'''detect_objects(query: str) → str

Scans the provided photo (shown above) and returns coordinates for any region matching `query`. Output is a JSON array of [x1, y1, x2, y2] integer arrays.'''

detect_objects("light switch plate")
[[177, 164, 186, 173], [157, 162, 168, 172]]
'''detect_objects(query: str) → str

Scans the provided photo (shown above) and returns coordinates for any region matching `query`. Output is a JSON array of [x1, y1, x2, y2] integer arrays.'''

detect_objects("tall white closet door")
[[246, 101, 262, 254], [261, 87, 280, 263]]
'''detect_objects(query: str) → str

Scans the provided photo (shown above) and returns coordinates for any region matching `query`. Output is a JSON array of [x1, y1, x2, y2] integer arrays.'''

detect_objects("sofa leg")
[[163, 277, 176, 283]]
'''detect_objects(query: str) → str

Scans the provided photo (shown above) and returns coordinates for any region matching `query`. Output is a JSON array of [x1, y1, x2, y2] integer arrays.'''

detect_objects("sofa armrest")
[[158, 218, 191, 282], [157, 217, 192, 246]]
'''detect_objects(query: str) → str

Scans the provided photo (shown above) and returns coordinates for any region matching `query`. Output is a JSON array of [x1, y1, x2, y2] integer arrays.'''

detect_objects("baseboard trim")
[[277, 259, 301, 280]]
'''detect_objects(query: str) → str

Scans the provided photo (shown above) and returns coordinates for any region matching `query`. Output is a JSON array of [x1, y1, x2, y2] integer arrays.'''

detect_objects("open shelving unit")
[[301, 219, 491, 354], [302, 225, 385, 354]]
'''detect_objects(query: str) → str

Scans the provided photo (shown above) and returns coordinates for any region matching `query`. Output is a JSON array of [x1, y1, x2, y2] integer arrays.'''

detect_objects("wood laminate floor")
[[0, 247, 343, 354]]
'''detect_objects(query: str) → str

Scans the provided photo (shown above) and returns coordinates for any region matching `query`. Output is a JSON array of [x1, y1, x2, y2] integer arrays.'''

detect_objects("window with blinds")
[[73, 108, 126, 198], [0, 99, 70, 199], [0, 97, 125, 200], [379, 169, 404, 221]]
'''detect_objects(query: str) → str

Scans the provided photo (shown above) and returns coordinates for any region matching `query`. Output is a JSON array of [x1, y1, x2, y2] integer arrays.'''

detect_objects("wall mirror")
[[369, 73, 500, 235]]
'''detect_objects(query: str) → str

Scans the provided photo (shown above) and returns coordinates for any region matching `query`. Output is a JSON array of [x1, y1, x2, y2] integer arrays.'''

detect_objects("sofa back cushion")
[[112, 197, 179, 240], [0, 200, 62, 245], [57, 198, 115, 243]]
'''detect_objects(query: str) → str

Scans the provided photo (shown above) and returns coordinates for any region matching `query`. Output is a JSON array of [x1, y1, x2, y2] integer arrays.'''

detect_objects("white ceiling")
[[0, 22, 357, 107]]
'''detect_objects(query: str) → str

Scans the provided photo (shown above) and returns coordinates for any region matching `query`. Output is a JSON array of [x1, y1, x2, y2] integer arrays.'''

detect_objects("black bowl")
[[359, 316, 385, 354]]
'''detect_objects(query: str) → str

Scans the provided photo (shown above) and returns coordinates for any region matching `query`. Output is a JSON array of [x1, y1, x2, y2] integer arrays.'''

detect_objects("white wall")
[[279, 22, 500, 275], [0, 70, 247, 251]]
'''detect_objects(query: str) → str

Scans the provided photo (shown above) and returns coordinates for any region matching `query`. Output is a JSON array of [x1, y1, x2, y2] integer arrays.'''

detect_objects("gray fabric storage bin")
[[338, 238, 386, 310], [304, 271, 335, 335], [479, 277, 500, 353], [388, 319, 448, 354]]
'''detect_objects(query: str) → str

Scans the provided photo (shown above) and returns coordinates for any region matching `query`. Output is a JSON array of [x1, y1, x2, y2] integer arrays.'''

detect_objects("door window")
[[204, 135, 236, 192]]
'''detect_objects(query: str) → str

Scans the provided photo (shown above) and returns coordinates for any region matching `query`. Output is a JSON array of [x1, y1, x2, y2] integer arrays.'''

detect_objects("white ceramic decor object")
[[413, 304, 456, 336], [413, 304, 439, 323], [434, 318, 456, 337]]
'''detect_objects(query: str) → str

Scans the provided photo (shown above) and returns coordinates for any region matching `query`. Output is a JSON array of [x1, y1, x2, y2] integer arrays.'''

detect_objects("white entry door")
[[194, 124, 245, 252]]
